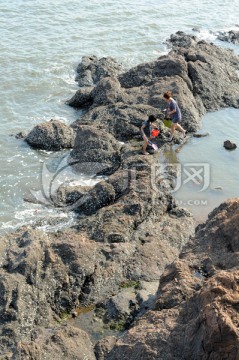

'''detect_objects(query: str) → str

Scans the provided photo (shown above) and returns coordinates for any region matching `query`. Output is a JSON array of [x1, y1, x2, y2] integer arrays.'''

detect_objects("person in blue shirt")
[[141, 114, 158, 154], [163, 91, 186, 142]]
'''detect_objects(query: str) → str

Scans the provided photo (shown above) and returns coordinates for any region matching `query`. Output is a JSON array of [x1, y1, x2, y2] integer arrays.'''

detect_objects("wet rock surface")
[[2, 33, 239, 359], [217, 29, 239, 44], [224, 139, 237, 150]]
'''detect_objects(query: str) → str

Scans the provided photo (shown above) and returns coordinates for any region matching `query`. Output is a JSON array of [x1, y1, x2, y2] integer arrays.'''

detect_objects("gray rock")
[[71, 103, 160, 141], [119, 53, 192, 89], [94, 336, 117, 360], [167, 31, 197, 49], [100, 199, 239, 360], [76, 56, 122, 87], [19, 325, 96, 360], [15, 131, 27, 139], [25, 120, 76, 151], [96, 287, 138, 326], [68, 125, 122, 176], [54, 184, 93, 207], [92, 77, 128, 107], [224, 140, 237, 150], [170, 34, 239, 111], [217, 30, 239, 44], [66, 86, 94, 108], [75, 181, 116, 216]]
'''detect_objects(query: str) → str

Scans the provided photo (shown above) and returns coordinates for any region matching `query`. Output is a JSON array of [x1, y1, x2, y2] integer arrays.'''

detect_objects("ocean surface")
[[0, 0, 239, 234]]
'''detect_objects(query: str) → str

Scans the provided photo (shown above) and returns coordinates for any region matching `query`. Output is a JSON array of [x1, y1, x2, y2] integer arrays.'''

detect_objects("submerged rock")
[[193, 132, 209, 138], [25, 119, 75, 151], [224, 139, 237, 150]]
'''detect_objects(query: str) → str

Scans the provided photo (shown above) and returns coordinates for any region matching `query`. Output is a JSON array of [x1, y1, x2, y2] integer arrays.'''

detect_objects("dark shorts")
[[172, 118, 181, 124], [142, 130, 150, 139]]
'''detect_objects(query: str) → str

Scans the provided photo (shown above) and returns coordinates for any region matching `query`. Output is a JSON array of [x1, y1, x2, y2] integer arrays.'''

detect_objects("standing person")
[[163, 91, 186, 142], [141, 114, 158, 155]]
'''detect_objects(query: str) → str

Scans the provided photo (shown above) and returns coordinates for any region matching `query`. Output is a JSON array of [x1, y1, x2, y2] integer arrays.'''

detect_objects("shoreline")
[[0, 31, 239, 359]]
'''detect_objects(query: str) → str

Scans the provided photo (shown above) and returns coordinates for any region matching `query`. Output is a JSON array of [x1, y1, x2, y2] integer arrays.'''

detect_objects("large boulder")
[[68, 125, 122, 175], [19, 326, 96, 360], [75, 56, 123, 87], [124, 75, 200, 132], [118, 53, 192, 89], [217, 29, 239, 44], [167, 31, 198, 48], [71, 103, 162, 141], [99, 269, 239, 360], [92, 77, 128, 107], [66, 86, 94, 108], [98, 198, 239, 360], [25, 120, 75, 151], [69, 34, 239, 138], [75, 181, 116, 215], [169, 33, 239, 111]]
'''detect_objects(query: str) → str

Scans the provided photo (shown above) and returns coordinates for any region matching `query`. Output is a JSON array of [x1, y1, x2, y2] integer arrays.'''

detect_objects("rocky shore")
[[2, 32, 239, 359]]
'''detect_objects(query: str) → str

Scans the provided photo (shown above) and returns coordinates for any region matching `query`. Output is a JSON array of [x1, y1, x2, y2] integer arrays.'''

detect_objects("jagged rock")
[[99, 199, 239, 360], [19, 326, 96, 360], [101, 269, 239, 360], [69, 33, 239, 139], [217, 30, 239, 44], [71, 103, 162, 141], [54, 184, 93, 207], [3, 34, 239, 358], [224, 140, 237, 150], [75, 181, 116, 215], [25, 120, 75, 151], [92, 77, 128, 107], [66, 87, 94, 108], [75, 56, 122, 87], [169, 33, 239, 111], [95, 287, 139, 327], [119, 53, 192, 89], [94, 337, 117, 360], [68, 125, 122, 176], [167, 31, 198, 49]]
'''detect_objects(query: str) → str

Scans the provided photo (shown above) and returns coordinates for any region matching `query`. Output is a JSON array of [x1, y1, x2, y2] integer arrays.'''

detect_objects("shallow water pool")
[[162, 108, 239, 223]]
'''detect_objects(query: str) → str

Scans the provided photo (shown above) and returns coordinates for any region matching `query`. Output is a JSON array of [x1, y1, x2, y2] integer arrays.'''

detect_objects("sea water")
[[0, 0, 239, 233], [172, 108, 239, 223]]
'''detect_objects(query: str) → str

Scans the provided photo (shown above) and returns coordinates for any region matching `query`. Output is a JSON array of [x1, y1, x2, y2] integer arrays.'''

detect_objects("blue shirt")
[[142, 120, 151, 137], [169, 98, 181, 122]]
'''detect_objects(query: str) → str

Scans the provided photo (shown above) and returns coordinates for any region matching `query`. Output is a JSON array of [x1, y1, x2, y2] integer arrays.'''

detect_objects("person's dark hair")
[[163, 91, 173, 100], [148, 114, 157, 122]]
